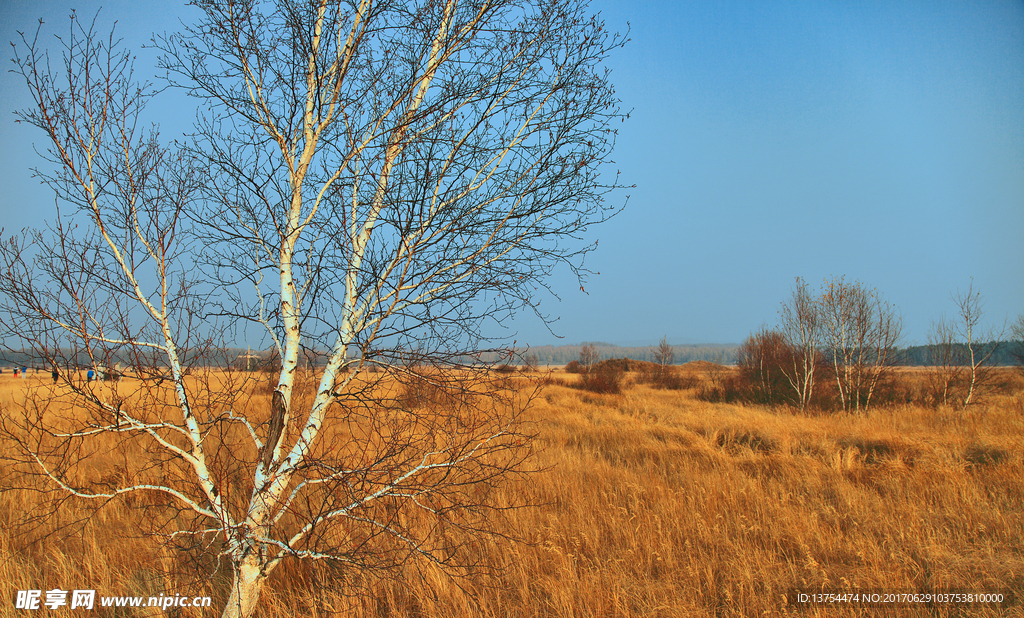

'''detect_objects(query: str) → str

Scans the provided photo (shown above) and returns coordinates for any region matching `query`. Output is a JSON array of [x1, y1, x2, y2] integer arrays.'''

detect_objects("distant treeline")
[[4, 341, 1021, 370], [899, 342, 1020, 367], [1, 344, 740, 370], [0, 348, 272, 371], [523, 341, 1024, 368], [520, 342, 739, 366]]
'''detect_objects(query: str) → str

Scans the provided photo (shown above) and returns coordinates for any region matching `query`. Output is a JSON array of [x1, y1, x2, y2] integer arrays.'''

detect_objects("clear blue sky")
[[2, 1, 1021, 347]]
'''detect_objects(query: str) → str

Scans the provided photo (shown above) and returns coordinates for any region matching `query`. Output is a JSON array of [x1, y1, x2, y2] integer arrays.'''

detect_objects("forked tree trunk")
[[222, 554, 267, 618]]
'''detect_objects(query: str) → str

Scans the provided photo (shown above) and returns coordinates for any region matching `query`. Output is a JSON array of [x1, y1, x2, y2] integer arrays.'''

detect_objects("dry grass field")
[[1, 366, 1022, 617]]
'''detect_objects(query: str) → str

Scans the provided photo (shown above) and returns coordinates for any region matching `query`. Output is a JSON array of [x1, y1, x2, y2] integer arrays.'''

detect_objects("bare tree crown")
[[1, 2, 628, 617]]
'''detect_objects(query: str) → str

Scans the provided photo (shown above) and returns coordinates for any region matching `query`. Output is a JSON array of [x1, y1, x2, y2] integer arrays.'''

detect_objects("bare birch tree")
[[926, 316, 963, 406], [651, 335, 674, 384], [1012, 312, 1024, 377], [653, 336, 674, 369], [950, 281, 1003, 408], [777, 276, 819, 410], [819, 276, 903, 413], [0, 2, 627, 616], [579, 342, 600, 368]]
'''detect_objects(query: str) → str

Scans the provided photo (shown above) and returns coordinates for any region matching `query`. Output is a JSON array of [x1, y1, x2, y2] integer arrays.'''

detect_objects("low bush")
[[595, 358, 631, 373], [634, 361, 697, 390], [396, 374, 461, 410], [651, 370, 697, 390], [695, 374, 748, 404], [576, 359, 627, 394]]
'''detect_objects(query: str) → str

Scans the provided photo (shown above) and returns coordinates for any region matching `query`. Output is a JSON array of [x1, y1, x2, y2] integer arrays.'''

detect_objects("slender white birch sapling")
[[951, 281, 1003, 409], [0, 2, 628, 616], [778, 277, 820, 410]]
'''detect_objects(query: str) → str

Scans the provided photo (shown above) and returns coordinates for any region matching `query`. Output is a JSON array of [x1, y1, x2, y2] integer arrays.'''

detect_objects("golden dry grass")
[[1, 368, 1022, 617]]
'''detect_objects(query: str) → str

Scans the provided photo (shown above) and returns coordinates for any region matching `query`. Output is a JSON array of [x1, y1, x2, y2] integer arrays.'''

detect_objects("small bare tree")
[[1012, 313, 1024, 377], [736, 327, 791, 406], [951, 281, 1003, 408], [926, 316, 963, 407], [650, 335, 674, 384], [579, 343, 600, 368], [522, 352, 540, 372], [777, 277, 820, 410], [701, 350, 729, 392], [653, 336, 674, 369], [0, 3, 627, 617], [819, 276, 903, 413]]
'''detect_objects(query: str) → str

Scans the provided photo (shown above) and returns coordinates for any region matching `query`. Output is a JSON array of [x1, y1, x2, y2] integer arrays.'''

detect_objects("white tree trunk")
[[222, 554, 267, 618]]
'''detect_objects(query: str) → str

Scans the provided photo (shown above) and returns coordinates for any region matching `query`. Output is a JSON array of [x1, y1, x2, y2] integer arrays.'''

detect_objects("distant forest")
[[524, 341, 1022, 367], [520, 342, 738, 366], [2, 341, 1021, 370], [898, 342, 1019, 367]]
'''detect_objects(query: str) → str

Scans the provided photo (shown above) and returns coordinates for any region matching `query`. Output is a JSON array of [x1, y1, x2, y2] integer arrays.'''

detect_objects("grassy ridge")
[[1, 369, 1021, 617]]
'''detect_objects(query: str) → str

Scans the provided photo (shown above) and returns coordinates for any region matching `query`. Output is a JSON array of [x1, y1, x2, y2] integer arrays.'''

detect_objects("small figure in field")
[[12, 368, 18, 378], [52, 368, 59, 383], [87, 369, 94, 382]]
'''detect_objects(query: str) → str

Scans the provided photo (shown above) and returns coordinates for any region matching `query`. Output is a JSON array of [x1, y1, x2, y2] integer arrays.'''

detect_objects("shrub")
[[564, 360, 582, 374], [577, 359, 626, 394], [397, 373, 460, 410], [651, 369, 697, 390], [635, 360, 696, 390], [695, 374, 747, 403], [595, 358, 631, 373], [735, 329, 794, 406], [523, 353, 540, 371]]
